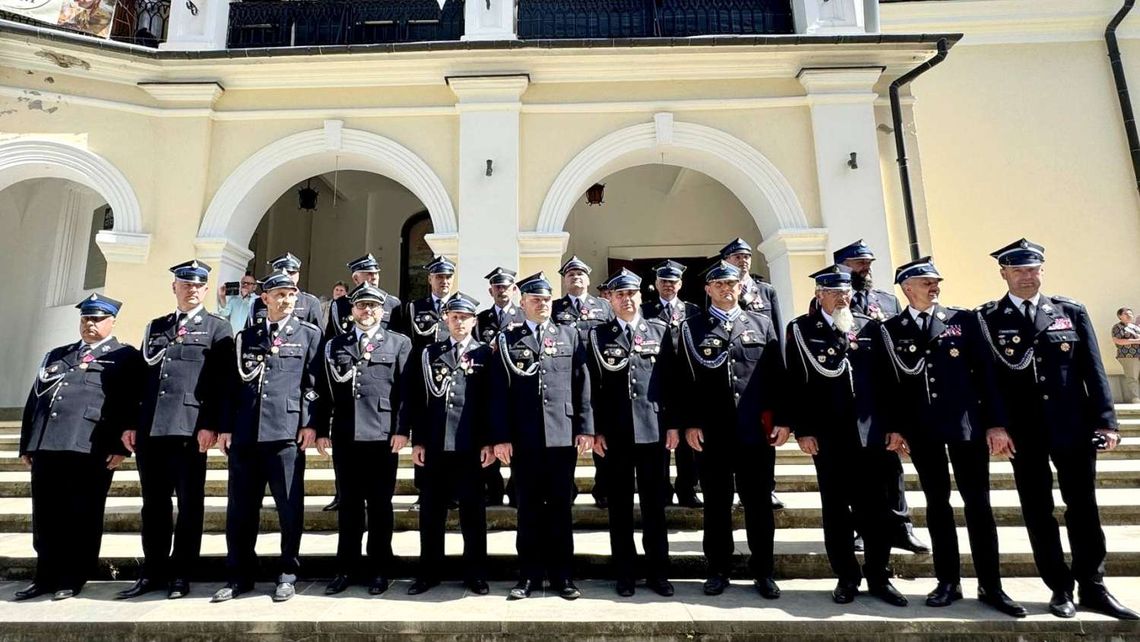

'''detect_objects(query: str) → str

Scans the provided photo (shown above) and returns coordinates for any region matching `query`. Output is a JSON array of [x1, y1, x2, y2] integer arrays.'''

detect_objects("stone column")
[[757, 228, 829, 325], [798, 68, 895, 277], [445, 75, 529, 297], [161, 0, 233, 50], [462, 0, 517, 41], [791, 0, 877, 35]]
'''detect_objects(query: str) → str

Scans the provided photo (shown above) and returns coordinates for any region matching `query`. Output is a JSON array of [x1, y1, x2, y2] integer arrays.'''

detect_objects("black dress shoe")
[[977, 586, 1027, 618], [832, 581, 859, 604], [893, 531, 931, 554], [557, 581, 581, 600], [1080, 587, 1140, 620], [117, 578, 159, 600], [647, 579, 674, 597], [852, 535, 864, 552], [616, 580, 635, 597], [508, 580, 535, 600], [273, 582, 295, 602], [754, 577, 781, 599], [408, 579, 439, 595], [325, 574, 352, 595], [869, 581, 909, 607], [368, 577, 390, 596], [925, 582, 963, 607], [1049, 590, 1076, 618], [322, 498, 339, 512], [465, 579, 490, 595], [52, 589, 76, 601], [168, 579, 190, 600], [703, 575, 730, 596], [13, 583, 50, 601], [594, 496, 608, 509], [211, 582, 253, 603], [770, 492, 785, 510], [678, 494, 704, 509]]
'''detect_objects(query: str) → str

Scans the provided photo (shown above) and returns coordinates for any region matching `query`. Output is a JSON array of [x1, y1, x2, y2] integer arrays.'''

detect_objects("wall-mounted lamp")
[[298, 179, 319, 211], [486, 160, 493, 176], [847, 152, 859, 170], [586, 183, 605, 206]]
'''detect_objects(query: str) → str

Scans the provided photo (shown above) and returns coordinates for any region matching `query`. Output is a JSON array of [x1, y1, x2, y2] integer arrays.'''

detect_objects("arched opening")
[[0, 179, 112, 405], [244, 170, 432, 317]]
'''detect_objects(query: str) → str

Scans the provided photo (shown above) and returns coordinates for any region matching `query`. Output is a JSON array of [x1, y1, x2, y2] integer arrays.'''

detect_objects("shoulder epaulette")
[[1051, 295, 1081, 306]]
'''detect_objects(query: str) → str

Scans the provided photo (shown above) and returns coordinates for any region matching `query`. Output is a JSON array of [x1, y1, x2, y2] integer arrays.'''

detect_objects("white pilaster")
[[160, 0, 233, 50], [462, 0, 517, 41], [447, 74, 529, 297], [798, 67, 894, 277], [757, 228, 829, 325], [194, 236, 256, 290], [791, 0, 878, 35]]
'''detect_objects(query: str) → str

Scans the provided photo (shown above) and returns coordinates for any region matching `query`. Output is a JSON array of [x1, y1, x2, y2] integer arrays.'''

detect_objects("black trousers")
[[699, 439, 775, 579], [884, 450, 916, 536], [336, 440, 399, 577], [137, 436, 207, 581], [665, 436, 699, 499], [417, 449, 487, 581], [813, 442, 893, 585], [30, 451, 114, 591], [1009, 435, 1106, 593], [225, 440, 305, 584], [513, 446, 577, 584], [908, 436, 1001, 588], [606, 441, 669, 582], [483, 460, 505, 503]]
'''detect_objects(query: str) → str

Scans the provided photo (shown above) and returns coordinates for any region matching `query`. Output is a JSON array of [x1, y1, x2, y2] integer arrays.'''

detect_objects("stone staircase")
[[1, 408, 1140, 584]]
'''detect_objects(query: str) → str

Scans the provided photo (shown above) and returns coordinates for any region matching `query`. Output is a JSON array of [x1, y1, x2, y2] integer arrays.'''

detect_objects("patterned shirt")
[[1112, 322, 1140, 358]]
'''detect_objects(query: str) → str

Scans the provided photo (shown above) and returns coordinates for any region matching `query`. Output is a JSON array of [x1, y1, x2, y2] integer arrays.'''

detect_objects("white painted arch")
[[536, 115, 811, 239], [0, 138, 150, 262], [198, 124, 457, 246]]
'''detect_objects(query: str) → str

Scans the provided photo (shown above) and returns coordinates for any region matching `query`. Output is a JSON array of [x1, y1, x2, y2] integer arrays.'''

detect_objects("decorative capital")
[[138, 82, 224, 108], [518, 231, 570, 258], [757, 228, 829, 261], [95, 230, 152, 264]]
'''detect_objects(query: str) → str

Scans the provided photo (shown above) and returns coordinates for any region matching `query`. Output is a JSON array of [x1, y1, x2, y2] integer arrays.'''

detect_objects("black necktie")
[[916, 311, 928, 332], [453, 341, 462, 359], [625, 324, 633, 344], [270, 322, 279, 335], [497, 308, 505, 327], [359, 333, 370, 351], [176, 312, 187, 326], [1022, 300, 1035, 323]]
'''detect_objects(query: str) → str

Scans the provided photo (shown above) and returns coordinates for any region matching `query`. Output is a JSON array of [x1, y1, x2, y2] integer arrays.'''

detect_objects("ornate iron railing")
[[517, 0, 793, 39], [227, 0, 463, 48]]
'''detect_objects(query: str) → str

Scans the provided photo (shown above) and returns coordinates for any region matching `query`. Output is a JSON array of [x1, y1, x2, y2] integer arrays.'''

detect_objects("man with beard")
[[786, 265, 906, 607], [552, 256, 613, 508], [406, 292, 495, 595], [15, 294, 141, 601], [316, 283, 412, 597], [589, 269, 678, 597], [641, 260, 702, 508], [213, 270, 322, 604], [474, 267, 526, 506], [247, 253, 323, 328], [119, 260, 233, 601], [491, 272, 594, 600], [401, 256, 455, 354], [680, 261, 788, 598], [834, 239, 926, 554], [876, 257, 1025, 617], [976, 239, 1137, 620], [325, 253, 401, 338]]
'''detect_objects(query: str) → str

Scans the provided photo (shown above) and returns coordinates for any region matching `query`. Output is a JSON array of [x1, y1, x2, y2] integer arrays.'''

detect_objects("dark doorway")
[[606, 256, 710, 306], [400, 211, 434, 302]]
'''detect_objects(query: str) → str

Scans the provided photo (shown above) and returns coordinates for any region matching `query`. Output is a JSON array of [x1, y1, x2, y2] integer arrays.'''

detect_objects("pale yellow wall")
[[903, 40, 1140, 374]]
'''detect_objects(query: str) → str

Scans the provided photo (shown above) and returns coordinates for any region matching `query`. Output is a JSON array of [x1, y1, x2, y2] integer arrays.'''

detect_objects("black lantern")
[[298, 179, 319, 211], [586, 183, 605, 206]]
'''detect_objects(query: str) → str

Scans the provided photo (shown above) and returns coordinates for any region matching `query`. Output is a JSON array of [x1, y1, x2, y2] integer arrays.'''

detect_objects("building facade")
[[0, 0, 1137, 406]]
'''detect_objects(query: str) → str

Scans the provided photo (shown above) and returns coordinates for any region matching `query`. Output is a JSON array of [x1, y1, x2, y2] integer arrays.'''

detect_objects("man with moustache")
[[247, 253, 323, 328], [640, 260, 702, 508], [976, 239, 1137, 620], [213, 270, 322, 604], [680, 261, 787, 598], [833, 239, 925, 554], [589, 269, 678, 597], [15, 294, 142, 601], [876, 257, 1025, 617], [406, 293, 495, 595], [786, 265, 906, 607], [119, 260, 234, 601], [491, 272, 594, 600], [552, 256, 612, 508], [325, 253, 401, 338], [475, 267, 526, 506], [315, 283, 412, 596]]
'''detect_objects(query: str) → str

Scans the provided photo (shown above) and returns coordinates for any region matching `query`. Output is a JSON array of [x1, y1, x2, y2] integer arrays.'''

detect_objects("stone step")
[[1, 526, 1139, 581], [0, 488, 1136, 534], [2, 577, 1139, 641], [2, 459, 1140, 499]]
